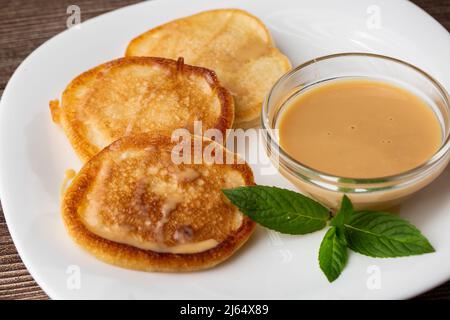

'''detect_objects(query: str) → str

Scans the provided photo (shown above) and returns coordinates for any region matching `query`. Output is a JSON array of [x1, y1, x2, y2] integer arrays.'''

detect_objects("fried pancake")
[[125, 9, 291, 126], [50, 57, 234, 162], [62, 133, 256, 272]]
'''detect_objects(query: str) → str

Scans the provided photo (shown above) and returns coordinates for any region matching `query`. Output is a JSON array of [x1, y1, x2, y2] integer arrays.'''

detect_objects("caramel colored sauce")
[[278, 79, 442, 179]]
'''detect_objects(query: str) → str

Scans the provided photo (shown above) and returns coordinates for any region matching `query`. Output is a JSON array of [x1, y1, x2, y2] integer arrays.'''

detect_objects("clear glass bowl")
[[262, 53, 450, 210]]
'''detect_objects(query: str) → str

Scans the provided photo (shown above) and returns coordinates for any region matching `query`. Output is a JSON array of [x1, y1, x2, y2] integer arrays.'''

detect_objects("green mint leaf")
[[319, 226, 348, 282], [330, 195, 353, 227], [344, 211, 435, 258], [222, 186, 330, 234]]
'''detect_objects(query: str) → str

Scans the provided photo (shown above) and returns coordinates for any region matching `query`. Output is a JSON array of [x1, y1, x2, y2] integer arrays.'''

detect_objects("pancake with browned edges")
[[62, 133, 255, 272], [50, 57, 234, 162], [125, 9, 291, 127]]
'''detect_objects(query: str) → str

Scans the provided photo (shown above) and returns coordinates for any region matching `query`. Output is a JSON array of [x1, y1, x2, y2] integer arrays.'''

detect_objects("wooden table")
[[1, 0, 449, 300]]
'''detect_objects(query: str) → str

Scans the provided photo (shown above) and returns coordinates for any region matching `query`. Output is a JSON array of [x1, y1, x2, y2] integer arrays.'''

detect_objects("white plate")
[[1, 0, 450, 300]]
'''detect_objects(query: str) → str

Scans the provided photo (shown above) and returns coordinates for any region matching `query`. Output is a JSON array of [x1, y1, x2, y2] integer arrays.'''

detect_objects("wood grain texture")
[[0, 0, 449, 300]]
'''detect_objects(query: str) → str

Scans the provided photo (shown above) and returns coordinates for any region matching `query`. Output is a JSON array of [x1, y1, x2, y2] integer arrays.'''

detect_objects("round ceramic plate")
[[1, 0, 449, 299]]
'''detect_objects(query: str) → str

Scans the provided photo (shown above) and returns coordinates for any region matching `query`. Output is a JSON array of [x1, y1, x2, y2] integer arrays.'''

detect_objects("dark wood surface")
[[0, 0, 449, 300]]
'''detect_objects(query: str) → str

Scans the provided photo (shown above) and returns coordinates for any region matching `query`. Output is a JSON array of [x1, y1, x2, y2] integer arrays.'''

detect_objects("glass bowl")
[[261, 53, 450, 210]]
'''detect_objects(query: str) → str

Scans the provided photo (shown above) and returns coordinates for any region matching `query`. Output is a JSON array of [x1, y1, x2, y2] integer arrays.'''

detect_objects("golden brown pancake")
[[62, 133, 255, 272], [50, 57, 234, 162], [125, 8, 291, 127]]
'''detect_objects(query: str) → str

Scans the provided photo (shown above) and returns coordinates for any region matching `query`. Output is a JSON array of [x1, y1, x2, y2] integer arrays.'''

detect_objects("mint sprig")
[[222, 186, 435, 282], [344, 211, 435, 257], [319, 226, 348, 282], [330, 195, 353, 227], [222, 186, 330, 235]]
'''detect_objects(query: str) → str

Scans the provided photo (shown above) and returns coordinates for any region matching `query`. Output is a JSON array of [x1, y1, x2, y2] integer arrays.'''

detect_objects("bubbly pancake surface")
[[126, 9, 291, 125], [62, 134, 255, 271], [50, 57, 234, 162]]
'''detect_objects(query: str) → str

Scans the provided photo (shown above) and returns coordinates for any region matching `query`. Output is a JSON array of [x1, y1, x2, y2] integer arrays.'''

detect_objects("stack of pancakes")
[[51, 9, 291, 272]]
